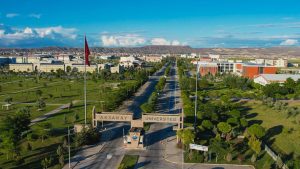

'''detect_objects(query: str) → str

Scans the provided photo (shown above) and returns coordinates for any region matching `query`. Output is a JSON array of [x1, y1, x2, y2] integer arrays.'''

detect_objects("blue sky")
[[1, 0, 300, 48]]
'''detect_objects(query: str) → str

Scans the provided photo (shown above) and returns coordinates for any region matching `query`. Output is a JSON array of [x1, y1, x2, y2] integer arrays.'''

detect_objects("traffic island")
[[118, 155, 139, 169]]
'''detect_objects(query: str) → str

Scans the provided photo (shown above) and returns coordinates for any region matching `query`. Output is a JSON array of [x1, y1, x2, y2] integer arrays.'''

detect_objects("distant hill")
[[1, 46, 300, 58], [0, 45, 195, 54]]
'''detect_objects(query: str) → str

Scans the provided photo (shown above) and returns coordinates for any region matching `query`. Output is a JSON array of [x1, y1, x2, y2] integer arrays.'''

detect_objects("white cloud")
[[35, 26, 77, 39], [101, 34, 145, 46], [24, 27, 33, 34], [29, 13, 41, 19], [150, 38, 182, 46], [6, 13, 19, 18], [0, 24, 78, 46], [280, 39, 298, 46]]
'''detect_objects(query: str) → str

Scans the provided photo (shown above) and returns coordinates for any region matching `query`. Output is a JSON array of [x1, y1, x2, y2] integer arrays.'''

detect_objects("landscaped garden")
[[176, 58, 300, 169], [0, 62, 164, 169]]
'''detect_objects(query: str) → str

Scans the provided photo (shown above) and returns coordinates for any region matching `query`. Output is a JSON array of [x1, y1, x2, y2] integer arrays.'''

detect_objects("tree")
[[0, 130, 16, 160], [36, 98, 46, 110], [74, 112, 79, 121], [228, 110, 241, 119], [201, 120, 213, 130], [74, 128, 100, 146], [64, 113, 67, 124], [248, 136, 261, 162], [247, 124, 266, 139], [227, 118, 239, 126], [36, 89, 43, 98], [176, 129, 195, 145], [41, 157, 52, 169], [285, 77, 296, 93], [240, 118, 249, 128], [248, 136, 261, 155], [57, 145, 63, 156], [0, 85, 2, 92], [56, 145, 64, 166], [48, 93, 53, 99], [66, 66, 72, 73], [26, 142, 32, 151], [68, 101, 73, 110], [4, 96, 12, 104], [2, 107, 31, 141], [217, 122, 232, 135], [37, 123, 52, 142], [141, 103, 153, 113]]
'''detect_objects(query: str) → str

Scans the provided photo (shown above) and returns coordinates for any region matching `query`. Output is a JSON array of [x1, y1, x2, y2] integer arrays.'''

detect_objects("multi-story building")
[[0, 56, 16, 65], [110, 64, 124, 74], [196, 61, 277, 79], [139, 55, 162, 62], [9, 63, 34, 72], [254, 58, 288, 68], [39, 63, 65, 72], [198, 62, 218, 76], [242, 64, 277, 79], [217, 62, 234, 73]]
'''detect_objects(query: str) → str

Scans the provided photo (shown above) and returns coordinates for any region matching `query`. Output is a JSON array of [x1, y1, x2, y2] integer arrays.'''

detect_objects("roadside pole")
[[194, 60, 199, 130], [68, 126, 71, 168]]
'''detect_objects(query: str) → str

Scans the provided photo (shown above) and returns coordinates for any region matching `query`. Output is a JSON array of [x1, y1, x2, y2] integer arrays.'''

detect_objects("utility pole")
[[68, 126, 71, 168], [84, 36, 87, 127]]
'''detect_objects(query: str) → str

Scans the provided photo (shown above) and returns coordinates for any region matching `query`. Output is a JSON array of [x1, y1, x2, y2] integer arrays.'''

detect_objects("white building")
[[208, 54, 220, 61], [120, 56, 143, 67], [254, 74, 300, 86], [95, 55, 113, 60], [254, 58, 288, 68]]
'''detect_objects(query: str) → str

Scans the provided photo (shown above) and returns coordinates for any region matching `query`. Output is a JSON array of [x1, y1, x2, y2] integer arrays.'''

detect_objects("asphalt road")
[[66, 62, 254, 169], [130, 62, 183, 169], [70, 64, 168, 169]]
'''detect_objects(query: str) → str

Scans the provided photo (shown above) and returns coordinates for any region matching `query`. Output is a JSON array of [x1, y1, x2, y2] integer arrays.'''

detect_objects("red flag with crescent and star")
[[85, 36, 90, 66]]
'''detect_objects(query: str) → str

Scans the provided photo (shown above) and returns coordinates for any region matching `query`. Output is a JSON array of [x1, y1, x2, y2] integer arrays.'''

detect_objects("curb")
[[164, 156, 255, 169]]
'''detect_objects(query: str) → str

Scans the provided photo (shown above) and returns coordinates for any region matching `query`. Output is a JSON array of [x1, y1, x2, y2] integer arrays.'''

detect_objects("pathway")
[[30, 100, 79, 126]]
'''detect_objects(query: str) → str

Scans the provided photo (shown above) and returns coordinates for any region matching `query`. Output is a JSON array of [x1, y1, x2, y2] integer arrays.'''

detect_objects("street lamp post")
[[68, 126, 71, 169], [194, 61, 199, 130], [100, 101, 105, 128]]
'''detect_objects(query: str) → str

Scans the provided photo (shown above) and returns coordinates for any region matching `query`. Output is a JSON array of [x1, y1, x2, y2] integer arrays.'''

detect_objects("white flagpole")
[[84, 35, 87, 127]]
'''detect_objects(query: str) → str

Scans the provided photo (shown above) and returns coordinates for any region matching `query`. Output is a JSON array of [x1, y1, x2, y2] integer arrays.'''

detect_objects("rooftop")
[[259, 74, 300, 81]]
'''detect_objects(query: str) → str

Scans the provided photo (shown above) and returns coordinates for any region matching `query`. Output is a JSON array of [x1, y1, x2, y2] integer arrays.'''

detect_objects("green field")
[[244, 100, 300, 157], [0, 68, 154, 168]]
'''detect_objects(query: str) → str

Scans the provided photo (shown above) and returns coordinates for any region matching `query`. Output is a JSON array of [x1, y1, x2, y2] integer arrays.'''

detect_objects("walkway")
[[30, 100, 79, 126]]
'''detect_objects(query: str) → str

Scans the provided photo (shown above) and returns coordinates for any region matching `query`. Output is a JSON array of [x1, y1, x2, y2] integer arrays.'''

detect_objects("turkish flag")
[[85, 36, 90, 66]]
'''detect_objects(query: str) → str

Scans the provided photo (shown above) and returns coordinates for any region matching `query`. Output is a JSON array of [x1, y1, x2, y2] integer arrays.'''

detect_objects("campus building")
[[242, 64, 277, 79], [138, 55, 163, 62], [254, 74, 300, 86], [198, 62, 218, 76], [195, 61, 277, 79], [8, 63, 110, 73], [8, 63, 34, 72]]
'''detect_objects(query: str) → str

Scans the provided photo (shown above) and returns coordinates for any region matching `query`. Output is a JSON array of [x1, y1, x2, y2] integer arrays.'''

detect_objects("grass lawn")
[[0, 78, 137, 104], [243, 100, 300, 157], [0, 75, 145, 168], [118, 155, 139, 169], [0, 101, 96, 169], [0, 104, 59, 127]]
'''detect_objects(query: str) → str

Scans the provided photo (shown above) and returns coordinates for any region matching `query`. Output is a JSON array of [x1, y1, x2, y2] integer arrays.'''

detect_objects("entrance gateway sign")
[[142, 114, 180, 123], [95, 113, 132, 122], [91, 107, 183, 149]]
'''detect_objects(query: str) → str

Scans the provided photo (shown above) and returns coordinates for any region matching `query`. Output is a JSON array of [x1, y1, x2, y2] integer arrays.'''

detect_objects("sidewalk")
[[30, 100, 79, 126], [62, 143, 106, 169]]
